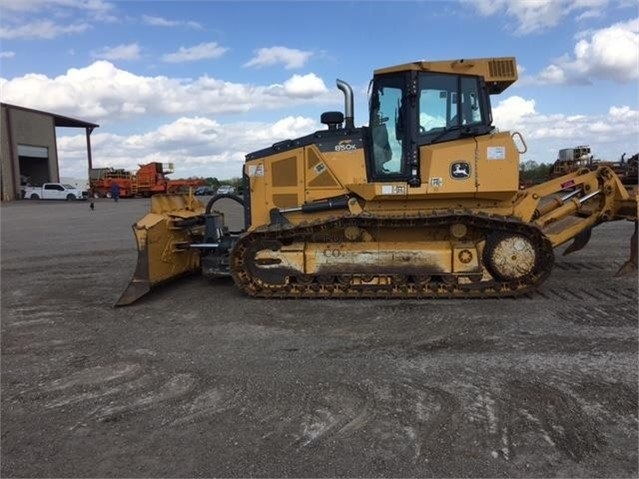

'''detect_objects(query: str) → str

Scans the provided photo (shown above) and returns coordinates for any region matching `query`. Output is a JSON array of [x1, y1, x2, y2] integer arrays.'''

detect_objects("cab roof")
[[374, 56, 517, 94]]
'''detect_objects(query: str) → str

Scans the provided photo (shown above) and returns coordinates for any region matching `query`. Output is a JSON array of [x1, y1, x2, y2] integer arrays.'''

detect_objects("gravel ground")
[[1, 197, 637, 478]]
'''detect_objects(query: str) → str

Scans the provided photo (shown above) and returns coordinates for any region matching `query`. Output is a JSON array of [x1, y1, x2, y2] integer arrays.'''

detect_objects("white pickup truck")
[[22, 183, 88, 201]]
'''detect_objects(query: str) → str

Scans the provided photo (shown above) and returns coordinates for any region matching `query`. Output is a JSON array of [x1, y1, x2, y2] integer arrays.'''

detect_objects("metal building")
[[0, 103, 99, 201]]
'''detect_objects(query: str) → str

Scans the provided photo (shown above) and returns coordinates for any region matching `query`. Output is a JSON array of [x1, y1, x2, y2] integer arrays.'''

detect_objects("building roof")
[[1, 102, 99, 129]]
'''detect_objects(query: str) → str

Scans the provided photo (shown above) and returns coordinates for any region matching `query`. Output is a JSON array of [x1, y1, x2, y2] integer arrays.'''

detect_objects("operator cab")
[[367, 59, 512, 186]]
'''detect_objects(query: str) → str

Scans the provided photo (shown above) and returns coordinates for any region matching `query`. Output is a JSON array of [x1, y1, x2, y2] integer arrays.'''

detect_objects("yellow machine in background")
[[117, 56, 637, 305]]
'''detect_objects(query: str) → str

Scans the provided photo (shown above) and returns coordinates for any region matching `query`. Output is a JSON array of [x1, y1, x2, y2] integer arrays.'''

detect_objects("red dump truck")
[[89, 162, 204, 198]]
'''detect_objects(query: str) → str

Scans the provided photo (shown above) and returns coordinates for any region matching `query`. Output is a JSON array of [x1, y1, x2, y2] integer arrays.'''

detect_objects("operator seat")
[[372, 124, 392, 173]]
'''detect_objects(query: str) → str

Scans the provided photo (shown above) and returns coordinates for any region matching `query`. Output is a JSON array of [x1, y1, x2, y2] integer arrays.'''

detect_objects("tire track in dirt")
[[500, 380, 605, 462], [555, 301, 638, 327], [232, 379, 461, 474]]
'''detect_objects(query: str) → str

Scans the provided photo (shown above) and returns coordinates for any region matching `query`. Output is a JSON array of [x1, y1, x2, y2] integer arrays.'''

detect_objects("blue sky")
[[1, 0, 638, 181]]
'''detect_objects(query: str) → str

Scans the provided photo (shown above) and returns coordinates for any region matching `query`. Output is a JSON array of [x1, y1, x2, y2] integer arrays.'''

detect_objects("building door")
[[18, 145, 49, 185]]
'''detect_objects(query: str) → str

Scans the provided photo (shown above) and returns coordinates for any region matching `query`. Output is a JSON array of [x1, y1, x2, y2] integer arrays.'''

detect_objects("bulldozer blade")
[[116, 227, 153, 306], [615, 221, 638, 277], [116, 195, 205, 306], [562, 227, 592, 256]]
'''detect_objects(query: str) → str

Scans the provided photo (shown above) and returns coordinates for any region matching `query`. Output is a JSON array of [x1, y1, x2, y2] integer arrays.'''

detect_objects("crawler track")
[[230, 212, 554, 298]]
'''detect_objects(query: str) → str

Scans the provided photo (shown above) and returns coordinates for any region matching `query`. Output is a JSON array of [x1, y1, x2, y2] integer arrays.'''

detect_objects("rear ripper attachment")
[[525, 166, 638, 278]]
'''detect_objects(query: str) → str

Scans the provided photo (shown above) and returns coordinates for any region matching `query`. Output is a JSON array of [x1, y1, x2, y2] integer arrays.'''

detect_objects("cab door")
[[367, 71, 419, 187]]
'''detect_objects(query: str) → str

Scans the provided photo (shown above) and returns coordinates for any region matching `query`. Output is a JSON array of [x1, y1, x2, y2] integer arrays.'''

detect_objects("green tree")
[[519, 161, 552, 185], [204, 177, 220, 188]]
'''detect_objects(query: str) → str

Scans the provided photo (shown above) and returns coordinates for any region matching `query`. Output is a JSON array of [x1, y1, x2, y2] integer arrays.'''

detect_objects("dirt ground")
[[1, 198, 637, 478]]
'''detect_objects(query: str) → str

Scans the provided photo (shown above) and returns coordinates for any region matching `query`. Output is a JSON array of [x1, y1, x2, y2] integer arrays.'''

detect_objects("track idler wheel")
[[483, 233, 540, 281]]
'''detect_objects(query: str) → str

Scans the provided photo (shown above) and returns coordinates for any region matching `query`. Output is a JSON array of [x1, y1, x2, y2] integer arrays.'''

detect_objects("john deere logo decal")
[[451, 162, 471, 179]]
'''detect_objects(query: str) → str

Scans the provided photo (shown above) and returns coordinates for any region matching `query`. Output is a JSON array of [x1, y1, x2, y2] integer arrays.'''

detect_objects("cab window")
[[369, 78, 405, 178], [419, 74, 456, 133], [418, 73, 486, 134], [460, 77, 482, 125]]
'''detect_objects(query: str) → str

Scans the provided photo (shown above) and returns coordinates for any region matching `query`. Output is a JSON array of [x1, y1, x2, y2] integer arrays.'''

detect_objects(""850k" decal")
[[335, 141, 357, 152]]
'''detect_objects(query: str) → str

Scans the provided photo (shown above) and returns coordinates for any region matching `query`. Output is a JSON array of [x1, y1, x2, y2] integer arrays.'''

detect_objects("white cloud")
[[91, 43, 141, 61], [0, 61, 336, 123], [491, 95, 639, 164], [492, 95, 537, 127], [0, 51, 16, 59], [2, 0, 114, 14], [0, 20, 90, 39], [534, 18, 639, 84], [537, 65, 568, 84], [1, 0, 116, 34], [470, 0, 610, 34], [56, 115, 320, 180], [2, 0, 52, 11], [574, 9, 603, 21], [609, 105, 639, 121], [283, 74, 328, 97], [162, 42, 229, 63], [141, 14, 202, 29], [244, 46, 313, 69], [0, 0, 117, 39], [472, 0, 502, 16]]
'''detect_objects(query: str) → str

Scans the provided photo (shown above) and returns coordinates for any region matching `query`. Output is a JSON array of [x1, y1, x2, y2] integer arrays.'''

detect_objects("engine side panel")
[[245, 137, 368, 230], [418, 131, 520, 199]]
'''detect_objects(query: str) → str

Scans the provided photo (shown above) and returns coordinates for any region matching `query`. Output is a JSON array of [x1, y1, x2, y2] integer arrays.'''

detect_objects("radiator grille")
[[489, 59, 516, 78]]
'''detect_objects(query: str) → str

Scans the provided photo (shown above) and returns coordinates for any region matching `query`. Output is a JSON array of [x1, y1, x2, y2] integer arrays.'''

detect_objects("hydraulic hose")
[[205, 193, 246, 234]]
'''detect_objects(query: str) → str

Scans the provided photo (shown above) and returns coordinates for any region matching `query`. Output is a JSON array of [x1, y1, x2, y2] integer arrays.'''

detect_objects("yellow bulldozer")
[[116, 56, 638, 305]]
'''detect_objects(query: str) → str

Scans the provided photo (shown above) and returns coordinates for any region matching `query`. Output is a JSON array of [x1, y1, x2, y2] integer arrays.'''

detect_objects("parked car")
[[21, 183, 87, 201], [216, 185, 236, 195], [194, 186, 215, 196]]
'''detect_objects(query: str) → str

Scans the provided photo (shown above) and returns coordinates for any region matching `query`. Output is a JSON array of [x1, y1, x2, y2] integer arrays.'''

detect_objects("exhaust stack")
[[336, 79, 354, 130]]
